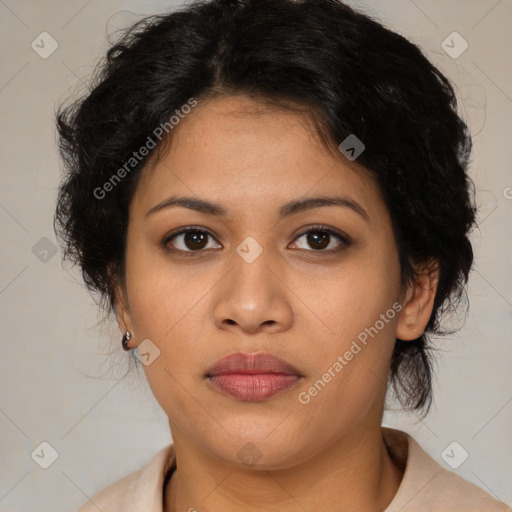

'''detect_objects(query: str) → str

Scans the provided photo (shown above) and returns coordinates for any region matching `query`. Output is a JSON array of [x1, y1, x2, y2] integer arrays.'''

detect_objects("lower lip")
[[207, 373, 301, 401]]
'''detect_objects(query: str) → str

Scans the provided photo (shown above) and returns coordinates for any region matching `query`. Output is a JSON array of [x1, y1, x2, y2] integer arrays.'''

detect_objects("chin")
[[203, 428, 313, 471]]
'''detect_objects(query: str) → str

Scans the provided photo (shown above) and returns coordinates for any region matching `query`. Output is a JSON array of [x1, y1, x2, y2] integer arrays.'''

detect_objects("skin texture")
[[114, 94, 439, 512]]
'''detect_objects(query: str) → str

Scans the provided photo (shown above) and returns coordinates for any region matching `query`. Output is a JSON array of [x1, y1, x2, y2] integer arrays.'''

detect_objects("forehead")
[[131, 95, 386, 225]]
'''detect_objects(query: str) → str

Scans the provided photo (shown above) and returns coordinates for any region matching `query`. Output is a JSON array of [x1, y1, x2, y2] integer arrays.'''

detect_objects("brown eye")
[[162, 225, 351, 256], [291, 226, 351, 253], [305, 231, 330, 250], [163, 229, 220, 252]]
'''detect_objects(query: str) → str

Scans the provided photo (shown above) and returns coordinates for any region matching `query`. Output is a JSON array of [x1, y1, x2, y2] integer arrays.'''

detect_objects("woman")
[[54, 0, 510, 510]]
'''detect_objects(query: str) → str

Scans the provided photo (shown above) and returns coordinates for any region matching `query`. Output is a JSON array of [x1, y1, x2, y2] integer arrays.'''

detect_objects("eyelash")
[[161, 224, 352, 257]]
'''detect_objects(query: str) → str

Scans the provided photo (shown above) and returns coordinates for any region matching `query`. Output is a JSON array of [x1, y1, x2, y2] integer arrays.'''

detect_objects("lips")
[[205, 352, 303, 401], [206, 352, 303, 377]]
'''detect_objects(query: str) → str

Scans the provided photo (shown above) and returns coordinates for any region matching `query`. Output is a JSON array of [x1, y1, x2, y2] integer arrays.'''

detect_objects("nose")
[[213, 248, 293, 335]]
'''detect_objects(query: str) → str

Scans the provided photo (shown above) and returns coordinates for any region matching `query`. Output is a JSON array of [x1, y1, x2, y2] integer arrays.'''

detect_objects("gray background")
[[0, 0, 511, 510]]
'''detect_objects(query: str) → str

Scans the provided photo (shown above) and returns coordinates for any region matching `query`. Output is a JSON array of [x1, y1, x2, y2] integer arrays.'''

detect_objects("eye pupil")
[[185, 231, 208, 250], [308, 231, 330, 250]]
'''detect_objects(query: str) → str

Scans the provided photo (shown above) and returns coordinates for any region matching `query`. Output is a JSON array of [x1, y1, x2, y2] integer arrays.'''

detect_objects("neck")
[[164, 424, 403, 512]]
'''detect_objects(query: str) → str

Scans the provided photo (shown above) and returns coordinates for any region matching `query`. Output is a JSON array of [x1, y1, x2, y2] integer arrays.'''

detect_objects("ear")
[[112, 278, 135, 340], [396, 259, 439, 341]]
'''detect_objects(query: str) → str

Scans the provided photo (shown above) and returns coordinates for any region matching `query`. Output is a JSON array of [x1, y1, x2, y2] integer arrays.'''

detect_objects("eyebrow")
[[145, 194, 370, 223]]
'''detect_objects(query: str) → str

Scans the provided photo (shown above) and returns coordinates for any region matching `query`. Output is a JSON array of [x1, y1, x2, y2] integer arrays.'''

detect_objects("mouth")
[[205, 352, 304, 401]]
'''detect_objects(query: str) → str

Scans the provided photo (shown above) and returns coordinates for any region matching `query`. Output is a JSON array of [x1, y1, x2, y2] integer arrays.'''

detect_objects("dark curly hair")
[[54, 0, 477, 415]]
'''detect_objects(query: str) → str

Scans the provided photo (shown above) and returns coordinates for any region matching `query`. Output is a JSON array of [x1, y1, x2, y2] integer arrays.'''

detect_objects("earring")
[[122, 331, 132, 351]]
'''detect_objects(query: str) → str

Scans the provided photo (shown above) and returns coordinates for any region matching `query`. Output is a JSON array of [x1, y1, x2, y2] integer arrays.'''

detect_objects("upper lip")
[[206, 352, 303, 377]]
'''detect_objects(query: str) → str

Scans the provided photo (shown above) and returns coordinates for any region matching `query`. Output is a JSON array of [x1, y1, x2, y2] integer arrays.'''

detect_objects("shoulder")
[[383, 427, 511, 512], [423, 470, 511, 511], [76, 468, 139, 511], [77, 444, 175, 512]]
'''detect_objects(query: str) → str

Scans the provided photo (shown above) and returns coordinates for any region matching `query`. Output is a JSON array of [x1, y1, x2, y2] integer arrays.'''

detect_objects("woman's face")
[[115, 94, 429, 468]]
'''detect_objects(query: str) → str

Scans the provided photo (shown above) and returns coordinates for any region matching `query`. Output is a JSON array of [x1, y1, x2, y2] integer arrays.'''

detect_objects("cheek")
[[123, 241, 211, 388], [296, 242, 401, 410], [124, 239, 193, 337], [126, 271, 207, 428], [315, 246, 401, 346]]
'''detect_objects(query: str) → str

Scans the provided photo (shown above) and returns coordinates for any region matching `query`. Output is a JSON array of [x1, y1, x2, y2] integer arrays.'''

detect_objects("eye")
[[290, 225, 351, 254], [162, 227, 220, 254], [162, 224, 351, 256]]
